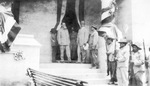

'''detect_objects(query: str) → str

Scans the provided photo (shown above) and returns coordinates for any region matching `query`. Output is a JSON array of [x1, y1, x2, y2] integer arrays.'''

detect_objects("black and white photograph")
[[0, 0, 150, 86]]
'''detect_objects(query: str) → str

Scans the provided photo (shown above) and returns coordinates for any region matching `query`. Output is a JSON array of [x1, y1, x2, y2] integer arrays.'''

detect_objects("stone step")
[[40, 63, 91, 69], [40, 69, 107, 79], [39, 68, 101, 73], [39, 69, 110, 85], [82, 77, 110, 84], [39, 63, 110, 86]]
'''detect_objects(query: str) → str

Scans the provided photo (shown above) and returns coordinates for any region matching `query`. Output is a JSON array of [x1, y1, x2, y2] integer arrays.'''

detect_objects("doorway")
[[54, 0, 85, 62]]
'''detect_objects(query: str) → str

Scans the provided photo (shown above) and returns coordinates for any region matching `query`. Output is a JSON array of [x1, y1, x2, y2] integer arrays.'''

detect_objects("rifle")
[[143, 39, 148, 69], [128, 40, 135, 85]]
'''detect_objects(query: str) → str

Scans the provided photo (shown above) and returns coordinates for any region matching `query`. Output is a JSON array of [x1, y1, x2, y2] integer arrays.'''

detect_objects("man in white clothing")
[[77, 21, 89, 63], [115, 38, 129, 86]]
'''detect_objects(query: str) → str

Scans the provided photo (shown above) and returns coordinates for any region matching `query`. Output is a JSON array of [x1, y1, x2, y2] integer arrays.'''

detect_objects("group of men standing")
[[50, 20, 150, 86], [98, 23, 150, 86], [51, 21, 99, 65]]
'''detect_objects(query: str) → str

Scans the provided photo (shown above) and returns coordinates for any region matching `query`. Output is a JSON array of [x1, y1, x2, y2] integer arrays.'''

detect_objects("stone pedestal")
[[98, 36, 107, 73], [0, 34, 41, 85]]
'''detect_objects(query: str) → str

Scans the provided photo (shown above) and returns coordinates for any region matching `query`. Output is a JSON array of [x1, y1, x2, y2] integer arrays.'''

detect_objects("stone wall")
[[19, 0, 57, 63]]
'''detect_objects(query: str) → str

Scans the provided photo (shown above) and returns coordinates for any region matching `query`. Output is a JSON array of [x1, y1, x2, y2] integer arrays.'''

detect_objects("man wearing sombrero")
[[50, 28, 58, 62], [115, 38, 130, 86], [130, 42, 145, 86], [106, 35, 118, 85]]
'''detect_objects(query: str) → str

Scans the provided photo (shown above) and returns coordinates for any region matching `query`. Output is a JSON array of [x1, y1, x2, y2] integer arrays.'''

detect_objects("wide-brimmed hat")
[[107, 33, 116, 40], [98, 27, 107, 33], [131, 42, 142, 50], [91, 26, 97, 30], [118, 38, 128, 43]]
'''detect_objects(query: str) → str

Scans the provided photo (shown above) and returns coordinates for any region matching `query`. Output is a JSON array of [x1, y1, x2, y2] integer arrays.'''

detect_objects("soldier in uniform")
[[147, 47, 150, 86], [106, 35, 117, 85], [88, 26, 99, 69], [131, 42, 145, 86], [50, 28, 58, 62], [57, 22, 71, 62], [77, 21, 89, 63], [115, 38, 129, 86]]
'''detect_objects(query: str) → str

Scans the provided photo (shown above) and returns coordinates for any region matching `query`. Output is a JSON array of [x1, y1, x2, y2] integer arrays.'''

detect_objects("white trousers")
[[117, 67, 129, 86]]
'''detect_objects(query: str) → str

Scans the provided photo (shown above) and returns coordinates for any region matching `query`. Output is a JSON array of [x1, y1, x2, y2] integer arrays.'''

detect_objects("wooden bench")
[[27, 68, 88, 86]]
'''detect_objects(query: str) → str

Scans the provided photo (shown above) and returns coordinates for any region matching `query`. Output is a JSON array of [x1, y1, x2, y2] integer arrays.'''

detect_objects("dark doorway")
[[54, 0, 87, 62], [61, 0, 85, 61], [62, 0, 80, 33]]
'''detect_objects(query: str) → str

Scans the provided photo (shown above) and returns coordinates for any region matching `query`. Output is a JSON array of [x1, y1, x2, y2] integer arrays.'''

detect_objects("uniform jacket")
[[57, 28, 70, 46], [107, 41, 115, 61], [107, 41, 119, 61], [132, 51, 145, 73], [116, 44, 130, 68], [51, 33, 58, 46], [88, 30, 99, 49], [77, 27, 89, 46]]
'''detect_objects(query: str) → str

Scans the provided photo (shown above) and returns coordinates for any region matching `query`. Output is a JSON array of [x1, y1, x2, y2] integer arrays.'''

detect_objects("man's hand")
[[130, 60, 134, 63], [114, 57, 118, 61], [84, 43, 86, 46], [91, 46, 96, 49]]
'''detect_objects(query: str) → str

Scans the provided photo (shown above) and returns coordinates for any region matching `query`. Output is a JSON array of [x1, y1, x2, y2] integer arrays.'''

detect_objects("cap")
[[131, 42, 142, 50], [118, 38, 128, 43], [107, 35, 115, 40], [91, 26, 97, 30], [98, 27, 107, 32]]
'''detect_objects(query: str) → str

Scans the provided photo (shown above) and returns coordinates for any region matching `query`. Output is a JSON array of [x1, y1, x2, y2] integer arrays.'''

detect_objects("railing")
[[27, 68, 88, 86]]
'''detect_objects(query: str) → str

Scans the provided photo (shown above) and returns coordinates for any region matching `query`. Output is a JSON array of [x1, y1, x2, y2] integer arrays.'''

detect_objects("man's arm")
[[117, 53, 126, 62], [67, 30, 70, 44], [57, 30, 61, 45], [118, 51, 129, 62], [92, 31, 99, 48], [77, 31, 79, 44], [134, 54, 144, 66]]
